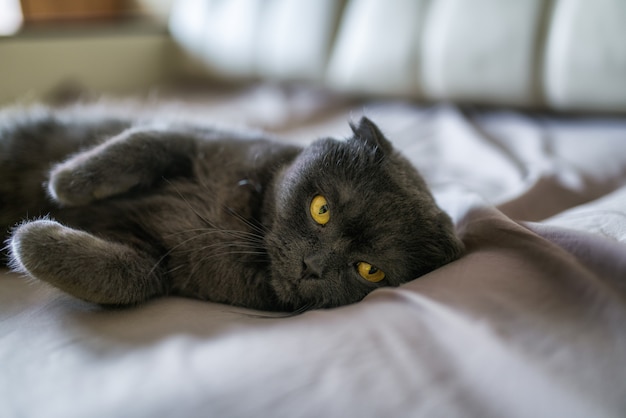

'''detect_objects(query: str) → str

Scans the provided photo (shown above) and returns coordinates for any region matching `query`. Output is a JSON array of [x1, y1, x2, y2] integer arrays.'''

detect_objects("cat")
[[1, 105, 463, 312]]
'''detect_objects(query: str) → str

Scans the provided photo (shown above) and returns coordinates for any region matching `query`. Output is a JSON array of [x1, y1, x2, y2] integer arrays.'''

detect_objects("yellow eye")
[[310, 195, 330, 225], [357, 262, 386, 283]]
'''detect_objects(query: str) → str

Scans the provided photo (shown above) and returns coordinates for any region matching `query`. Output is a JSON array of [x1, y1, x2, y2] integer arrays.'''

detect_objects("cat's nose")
[[302, 254, 324, 280]]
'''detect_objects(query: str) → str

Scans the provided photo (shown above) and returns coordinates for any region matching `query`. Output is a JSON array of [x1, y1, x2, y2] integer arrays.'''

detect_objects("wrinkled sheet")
[[1, 87, 626, 417]]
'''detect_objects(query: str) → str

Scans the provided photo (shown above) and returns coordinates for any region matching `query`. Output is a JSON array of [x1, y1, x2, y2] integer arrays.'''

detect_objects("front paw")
[[48, 158, 137, 206], [9, 219, 164, 305], [9, 219, 103, 300], [48, 163, 98, 205], [10, 219, 80, 280]]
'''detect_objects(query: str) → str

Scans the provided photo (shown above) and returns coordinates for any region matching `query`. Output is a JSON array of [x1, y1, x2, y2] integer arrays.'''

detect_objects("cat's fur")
[[1, 106, 463, 311]]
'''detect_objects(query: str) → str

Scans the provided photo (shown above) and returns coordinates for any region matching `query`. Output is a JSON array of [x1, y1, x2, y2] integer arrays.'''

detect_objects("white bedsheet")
[[1, 89, 625, 417]]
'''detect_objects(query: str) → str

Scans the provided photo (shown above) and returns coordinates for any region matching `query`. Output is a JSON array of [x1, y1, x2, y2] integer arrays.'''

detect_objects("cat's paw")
[[48, 164, 98, 205], [9, 219, 115, 303], [9, 219, 164, 305], [9, 219, 91, 284], [48, 157, 138, 206]]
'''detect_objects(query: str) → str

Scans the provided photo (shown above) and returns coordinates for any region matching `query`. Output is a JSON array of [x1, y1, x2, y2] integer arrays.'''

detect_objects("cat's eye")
[[310, 195, 330, 225], [357, 262, 386, 283]]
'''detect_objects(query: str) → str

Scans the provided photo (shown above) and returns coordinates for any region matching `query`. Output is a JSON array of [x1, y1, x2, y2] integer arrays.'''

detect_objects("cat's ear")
[[349, 117, 393, 155]]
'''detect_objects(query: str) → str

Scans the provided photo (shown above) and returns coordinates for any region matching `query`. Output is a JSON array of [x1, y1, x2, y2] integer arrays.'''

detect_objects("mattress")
[[1, 86, 625, 417]]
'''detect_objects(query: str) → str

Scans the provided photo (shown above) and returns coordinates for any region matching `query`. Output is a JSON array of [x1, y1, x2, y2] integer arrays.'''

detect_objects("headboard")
[[169, 0, 626, 113]]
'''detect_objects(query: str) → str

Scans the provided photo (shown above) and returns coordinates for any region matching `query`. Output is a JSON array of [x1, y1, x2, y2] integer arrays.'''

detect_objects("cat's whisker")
[[163, 178, 225, 231], [164, 228, 264, 243], [174, 242, 264, 257], [185, 250, 267, 282], [223, 206, 268, 235], [163, 228, 255, 239], [199, 250, 268, 260], [214, 229, 264, 241], [149, 229, 266, 277], [146, 230, 228, 278], [164, 178, 268, 242], [165, 264, 185, 275], [196, 177, 269, 235], [185, 249, 265, 286], [282, 302, 316, 317], [163, 177, 214, 227], [241, 302, 316, 319]]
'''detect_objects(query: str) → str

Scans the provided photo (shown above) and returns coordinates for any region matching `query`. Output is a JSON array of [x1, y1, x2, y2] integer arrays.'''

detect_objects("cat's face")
[[265, 118, 463, 310]]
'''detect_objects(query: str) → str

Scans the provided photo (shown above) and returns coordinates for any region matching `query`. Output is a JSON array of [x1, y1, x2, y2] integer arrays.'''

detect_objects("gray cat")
[[1, 106, 463, 311]]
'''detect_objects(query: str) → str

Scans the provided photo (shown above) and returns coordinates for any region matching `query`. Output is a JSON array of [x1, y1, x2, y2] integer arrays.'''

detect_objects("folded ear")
[[349, 117, 393, 155]]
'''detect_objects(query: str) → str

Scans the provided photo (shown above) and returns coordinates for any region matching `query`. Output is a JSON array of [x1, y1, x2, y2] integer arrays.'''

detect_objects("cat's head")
[[265, 117, 463, 310]]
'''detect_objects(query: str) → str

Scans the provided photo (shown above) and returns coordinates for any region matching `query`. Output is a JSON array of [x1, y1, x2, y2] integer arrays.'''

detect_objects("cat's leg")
[[9, 219, 166, 305], [49, 127, 197, 206]]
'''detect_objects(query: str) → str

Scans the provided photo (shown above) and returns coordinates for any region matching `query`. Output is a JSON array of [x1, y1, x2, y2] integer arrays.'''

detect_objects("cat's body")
[[1, 106, 463, 311]]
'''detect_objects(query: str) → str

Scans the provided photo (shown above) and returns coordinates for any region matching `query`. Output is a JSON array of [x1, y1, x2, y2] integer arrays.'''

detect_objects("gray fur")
[[1, 106, 463, 311]]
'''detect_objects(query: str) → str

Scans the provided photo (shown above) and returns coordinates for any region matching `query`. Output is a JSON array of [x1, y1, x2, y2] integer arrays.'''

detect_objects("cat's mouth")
[[270, 273, 306, 307], [299, 268, 322, 282], [268, 263, 320, 307]]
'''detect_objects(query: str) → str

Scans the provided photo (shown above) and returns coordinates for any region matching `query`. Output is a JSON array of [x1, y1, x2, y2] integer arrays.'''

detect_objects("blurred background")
[[0, 0, 182, 104], [1, 0, 625, 113]]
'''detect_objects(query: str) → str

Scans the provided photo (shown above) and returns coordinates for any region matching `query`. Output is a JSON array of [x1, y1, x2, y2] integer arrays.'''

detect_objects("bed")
[[2, 1, 626, 417]]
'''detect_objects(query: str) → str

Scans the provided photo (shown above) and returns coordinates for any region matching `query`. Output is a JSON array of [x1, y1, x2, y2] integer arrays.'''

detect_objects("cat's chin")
[[269, 277, 301, 307], [270, 274, 357, 311], [272, 277, 330, 311]]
